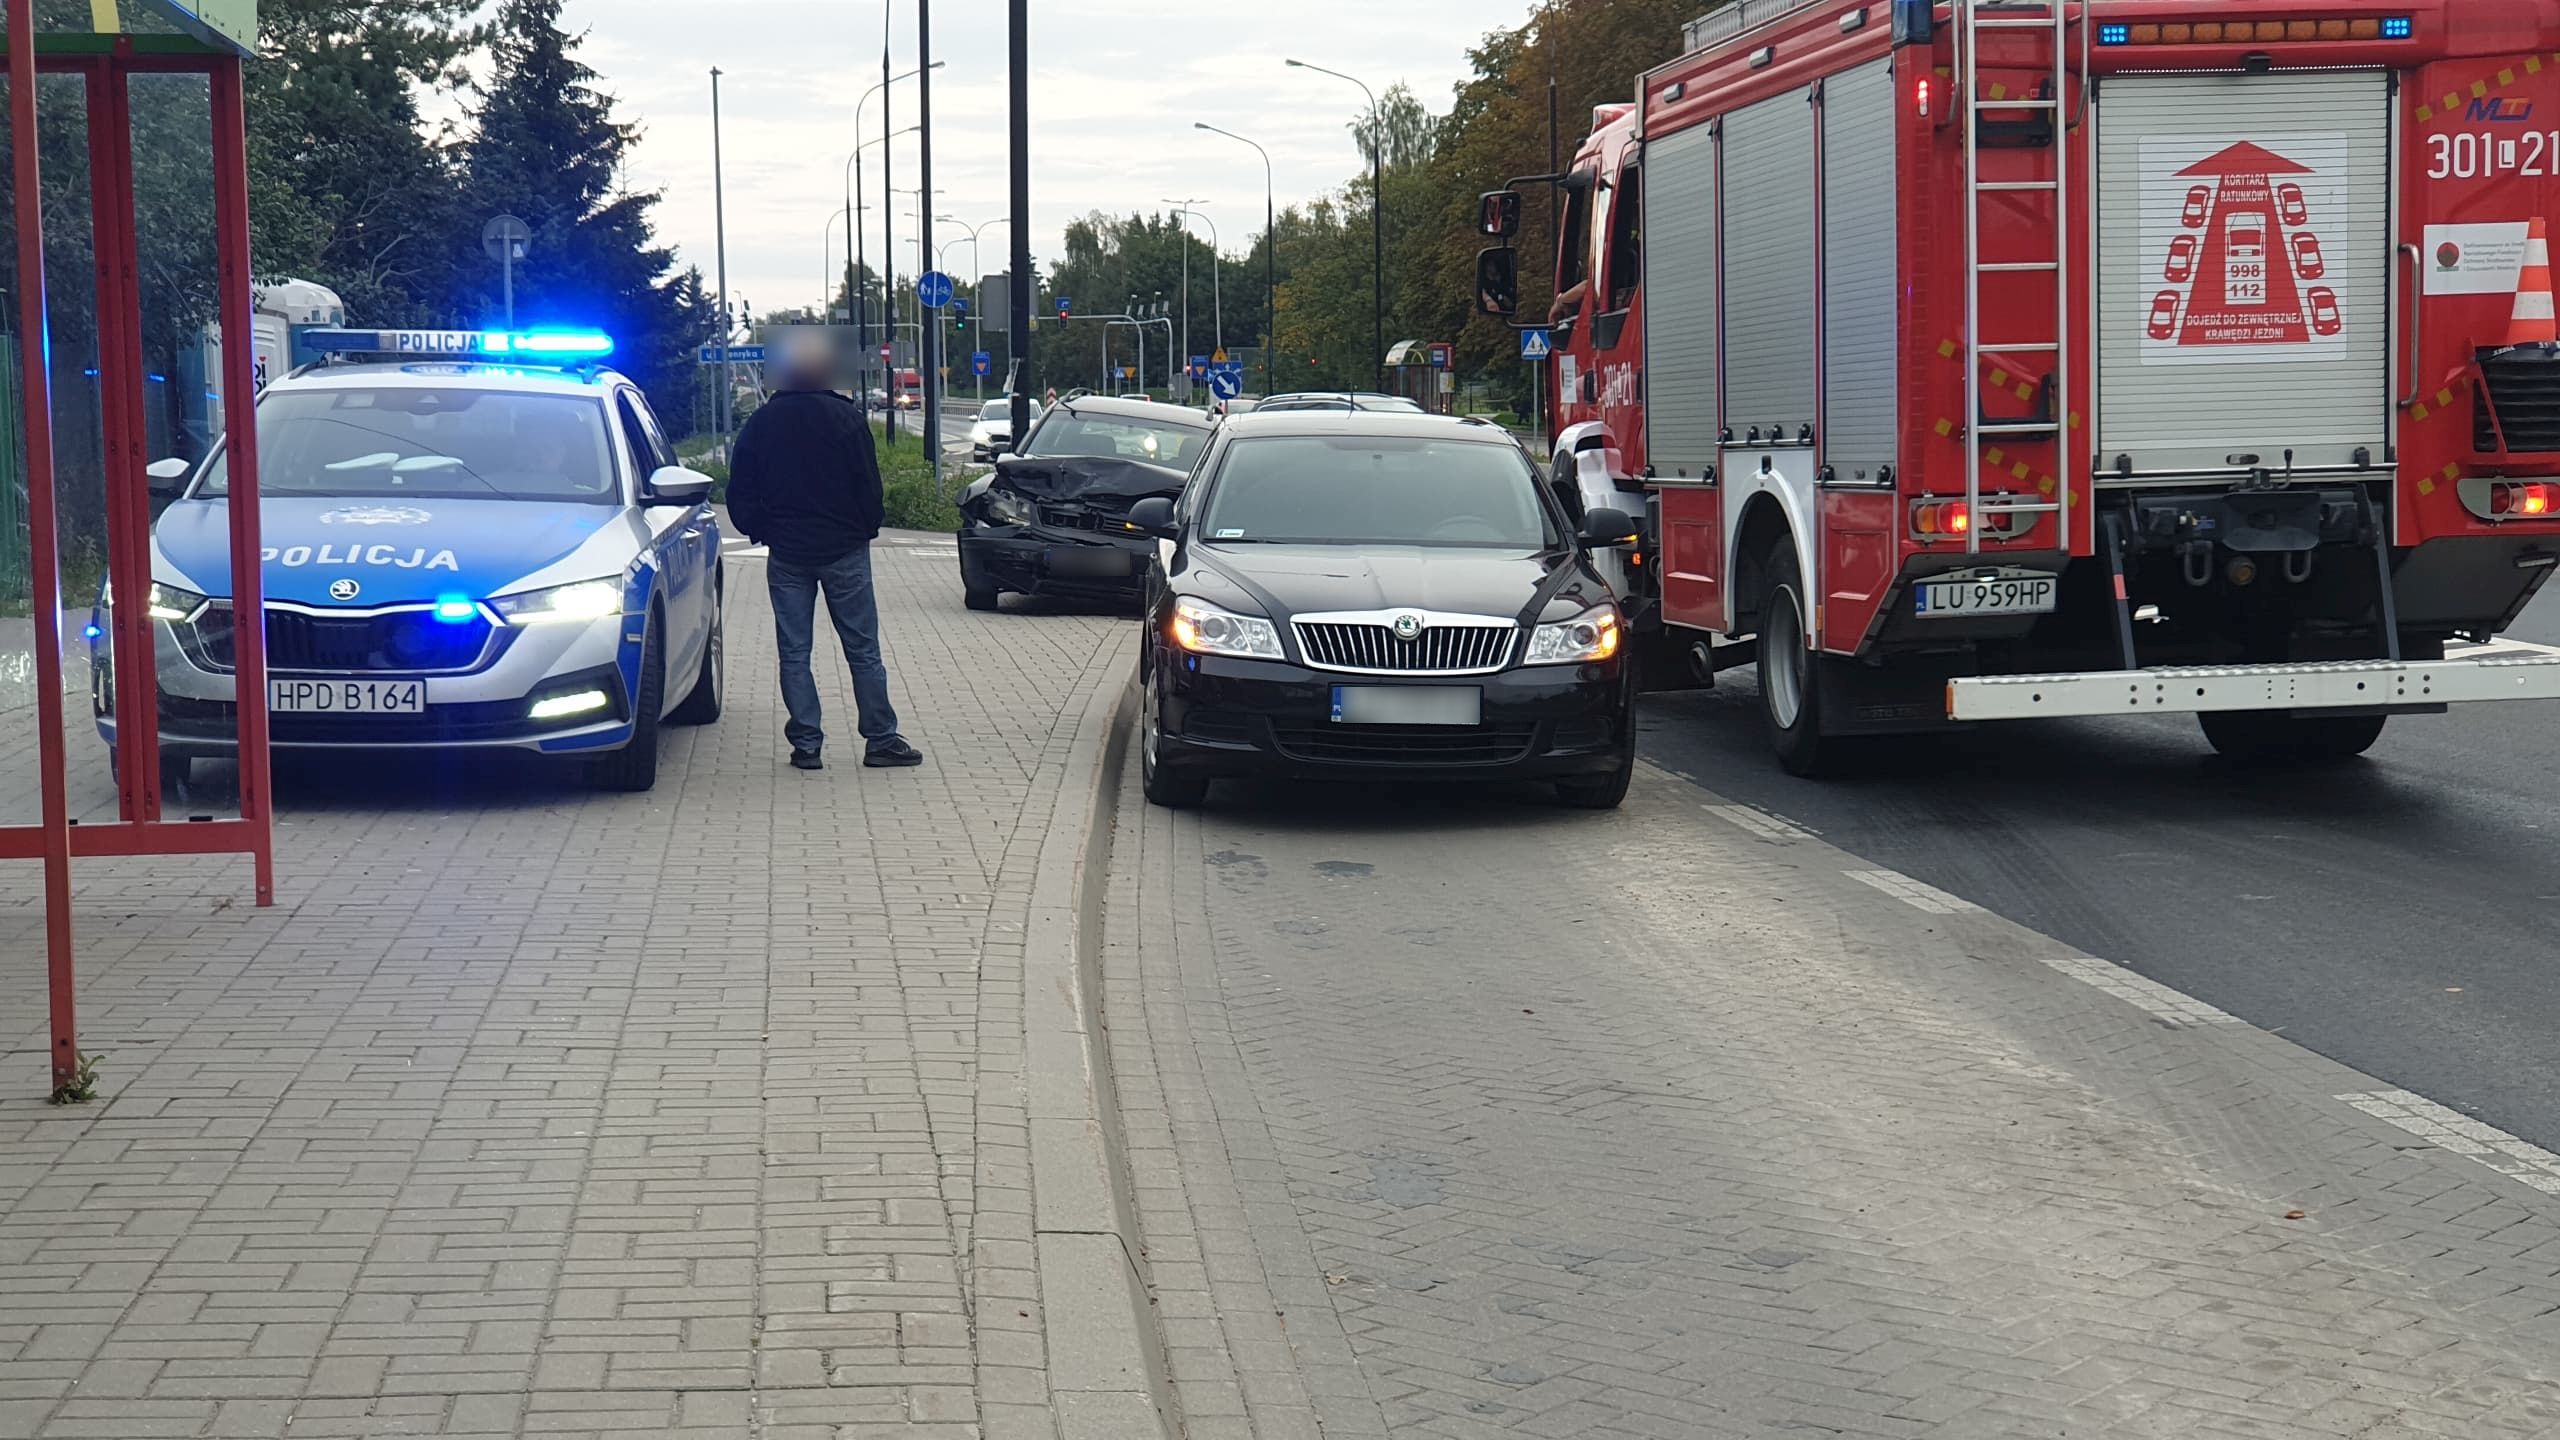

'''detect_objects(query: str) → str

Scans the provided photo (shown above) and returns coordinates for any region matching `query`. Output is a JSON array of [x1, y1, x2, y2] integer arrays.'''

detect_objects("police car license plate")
[[1914, 575, 2057, 619], [268, 679, 426, 714]]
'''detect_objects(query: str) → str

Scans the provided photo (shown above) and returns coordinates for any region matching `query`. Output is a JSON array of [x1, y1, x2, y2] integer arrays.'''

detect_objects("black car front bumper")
[[1154, 652, 1632, 783], [959, 524, 1151, 601]]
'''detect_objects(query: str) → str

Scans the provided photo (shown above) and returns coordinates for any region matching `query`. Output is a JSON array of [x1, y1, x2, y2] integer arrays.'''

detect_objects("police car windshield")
[[196, 389, 618, 504]]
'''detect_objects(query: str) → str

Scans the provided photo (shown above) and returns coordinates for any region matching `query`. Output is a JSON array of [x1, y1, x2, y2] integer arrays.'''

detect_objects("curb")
[[1017, 647, 1170, 1440]]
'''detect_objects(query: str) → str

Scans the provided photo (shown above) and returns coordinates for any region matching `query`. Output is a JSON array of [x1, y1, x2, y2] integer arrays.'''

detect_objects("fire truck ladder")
[[1956, 0, 2079, 556]]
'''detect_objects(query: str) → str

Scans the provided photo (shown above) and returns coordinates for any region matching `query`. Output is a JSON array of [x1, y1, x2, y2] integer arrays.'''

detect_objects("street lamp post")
[[1287, 59, 1386, 391], [849, 62, 938, 424], [710, 66, 732, 440], [1171, 205, 1222, 363], [1164, 197, 1206, 396], [951, 217, 1010, 403], [1195, 122, 1275, 397]]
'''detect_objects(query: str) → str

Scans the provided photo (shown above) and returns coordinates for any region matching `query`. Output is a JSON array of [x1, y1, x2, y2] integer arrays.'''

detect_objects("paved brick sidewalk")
[[0, 536, 1125, 1439], [1101, 765, 2560, 1439]]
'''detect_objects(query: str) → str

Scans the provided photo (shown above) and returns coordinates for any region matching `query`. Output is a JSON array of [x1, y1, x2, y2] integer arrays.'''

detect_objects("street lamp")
[[1195, 122, 1276, 397], [1169, 204, 1223, 370], [1287, 58, 1386, 391], [850, 60, 941, 442], [1163, 198, 1206, 393]]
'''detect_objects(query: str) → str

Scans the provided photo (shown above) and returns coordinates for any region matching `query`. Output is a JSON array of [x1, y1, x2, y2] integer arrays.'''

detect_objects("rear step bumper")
[[1946, 654, 2560, 722]]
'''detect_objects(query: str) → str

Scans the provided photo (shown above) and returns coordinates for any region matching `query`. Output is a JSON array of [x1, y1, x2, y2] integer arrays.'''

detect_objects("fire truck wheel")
[[1756, 544, 1831, 777], [2198, 711, 2387, 765]]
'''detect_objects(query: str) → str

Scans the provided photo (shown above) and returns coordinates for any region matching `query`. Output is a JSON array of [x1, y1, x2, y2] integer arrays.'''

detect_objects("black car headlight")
[[1523, 606, 1621, 665], [1170, 598, 1285, 660], [985, 488, 1034, 527]]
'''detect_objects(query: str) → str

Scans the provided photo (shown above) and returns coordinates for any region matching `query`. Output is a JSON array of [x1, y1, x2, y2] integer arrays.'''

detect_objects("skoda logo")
[[327, 578, 361, 602], [1391, 613, 1424, 642]]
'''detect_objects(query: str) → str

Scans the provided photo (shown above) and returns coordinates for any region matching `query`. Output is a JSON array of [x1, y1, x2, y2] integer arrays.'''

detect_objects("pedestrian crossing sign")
[[1520, 328, 1553, 361]]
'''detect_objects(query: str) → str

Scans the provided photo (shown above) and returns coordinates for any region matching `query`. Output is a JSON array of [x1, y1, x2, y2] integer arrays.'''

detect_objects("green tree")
[[460, 0, 693, 424]]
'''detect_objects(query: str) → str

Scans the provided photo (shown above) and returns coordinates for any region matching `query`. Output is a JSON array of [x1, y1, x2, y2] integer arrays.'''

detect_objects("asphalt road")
[[1638, 580, 2560, 1152]]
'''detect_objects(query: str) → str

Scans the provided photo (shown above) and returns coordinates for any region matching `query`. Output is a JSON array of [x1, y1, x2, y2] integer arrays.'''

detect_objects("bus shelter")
[[4, 0, 271, 1099]]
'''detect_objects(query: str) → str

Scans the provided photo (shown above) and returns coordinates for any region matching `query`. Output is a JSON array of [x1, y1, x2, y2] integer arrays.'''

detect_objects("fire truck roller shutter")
[[2094, 70, 2391, 476], [1722, 88, 1820, 437], [1823, 57, 1899, 486], [1643, 121, 1723, 481]]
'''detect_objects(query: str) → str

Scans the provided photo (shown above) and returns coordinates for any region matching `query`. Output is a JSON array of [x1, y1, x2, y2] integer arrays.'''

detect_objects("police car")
[[95, 328, 725, 792]]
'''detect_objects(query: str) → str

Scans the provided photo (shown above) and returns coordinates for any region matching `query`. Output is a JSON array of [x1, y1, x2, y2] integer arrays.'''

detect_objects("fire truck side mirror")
[[1478, 190, 1521, 239], [1475, 248, 1520, 319]]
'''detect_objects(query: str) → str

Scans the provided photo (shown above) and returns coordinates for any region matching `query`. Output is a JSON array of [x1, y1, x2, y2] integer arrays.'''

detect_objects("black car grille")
[[1271, 723, 1539, 767], [1037, 494, 1142, 533], [2477, 347, 2560, 452], [194, 606, 498, 674], [1295, 621, 1514, 673]]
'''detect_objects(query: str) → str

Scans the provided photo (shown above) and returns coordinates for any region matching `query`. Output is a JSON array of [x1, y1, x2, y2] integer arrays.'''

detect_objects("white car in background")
[[968, 397, 1041, 461]]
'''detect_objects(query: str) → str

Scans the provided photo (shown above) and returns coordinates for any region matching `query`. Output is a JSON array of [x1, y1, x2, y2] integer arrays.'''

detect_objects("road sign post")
[[918, 269, 955, 309]]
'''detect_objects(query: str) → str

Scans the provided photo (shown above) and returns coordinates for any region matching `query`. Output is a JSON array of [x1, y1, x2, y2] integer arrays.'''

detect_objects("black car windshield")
[[1022, 410, 1205, 465], [195, 388, 618, 503], [1200, 435, 1556, 548]]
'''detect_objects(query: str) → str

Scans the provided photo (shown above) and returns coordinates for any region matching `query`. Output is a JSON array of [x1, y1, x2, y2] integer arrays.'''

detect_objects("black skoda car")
[[954, 395, 1212, 610], [1128, 412, 1638, 809]]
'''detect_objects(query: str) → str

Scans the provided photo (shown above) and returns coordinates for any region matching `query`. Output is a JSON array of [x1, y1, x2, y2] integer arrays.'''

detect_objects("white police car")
[[94, 328, 725, 792]]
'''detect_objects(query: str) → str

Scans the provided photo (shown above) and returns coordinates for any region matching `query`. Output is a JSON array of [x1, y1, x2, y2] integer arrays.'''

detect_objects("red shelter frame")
[[5, 1, 273, 1097]]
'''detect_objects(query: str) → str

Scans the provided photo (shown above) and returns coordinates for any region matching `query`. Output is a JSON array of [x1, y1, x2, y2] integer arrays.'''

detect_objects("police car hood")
[[156, 496, 629, 606]]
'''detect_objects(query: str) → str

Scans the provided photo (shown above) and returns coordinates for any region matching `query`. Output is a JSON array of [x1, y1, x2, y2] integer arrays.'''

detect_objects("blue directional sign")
[[1519, 329, 1553, 362], [1208, 368, 1243, 401], [970, 351, 993, 378], [917, 270, 955, 309], [1055, 295, 1073, 318], [699, 344, 766, 364], [951, 297, 969, 317]]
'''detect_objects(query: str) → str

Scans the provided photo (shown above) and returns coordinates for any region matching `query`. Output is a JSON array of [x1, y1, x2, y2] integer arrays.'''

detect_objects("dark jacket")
[[724, 389, 884, 565]]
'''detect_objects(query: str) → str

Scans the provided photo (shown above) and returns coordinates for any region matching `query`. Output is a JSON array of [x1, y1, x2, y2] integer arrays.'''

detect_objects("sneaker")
[[864, 736, 924, 768], [790, 749, 824, 771]]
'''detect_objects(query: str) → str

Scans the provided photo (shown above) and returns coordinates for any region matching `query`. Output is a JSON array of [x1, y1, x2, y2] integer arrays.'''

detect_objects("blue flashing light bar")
[[2098, 22, 2129, 44], [2381, 15, 2412, 37], [295, 328, 616, 363]]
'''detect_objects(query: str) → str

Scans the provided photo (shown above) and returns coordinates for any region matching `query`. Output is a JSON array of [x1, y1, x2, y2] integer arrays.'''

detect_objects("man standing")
[[725, 331, 925, 771]]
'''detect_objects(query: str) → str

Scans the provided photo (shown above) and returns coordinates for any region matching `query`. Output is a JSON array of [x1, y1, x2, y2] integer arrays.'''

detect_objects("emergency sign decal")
[[2136, 133, 2352, 366], [2421, 222, 2533, 295]]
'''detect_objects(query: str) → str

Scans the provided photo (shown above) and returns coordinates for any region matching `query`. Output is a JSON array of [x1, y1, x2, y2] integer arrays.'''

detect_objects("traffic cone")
[[2510, 217, 2556, 345]]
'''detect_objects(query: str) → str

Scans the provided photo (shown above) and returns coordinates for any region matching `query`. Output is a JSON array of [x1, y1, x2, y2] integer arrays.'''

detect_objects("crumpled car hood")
[[990, 454, 1187, 503]]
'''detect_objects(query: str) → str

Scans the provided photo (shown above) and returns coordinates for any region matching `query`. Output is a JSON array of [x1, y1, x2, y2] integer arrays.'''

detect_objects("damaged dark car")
[[955, 395, 1213, 610]]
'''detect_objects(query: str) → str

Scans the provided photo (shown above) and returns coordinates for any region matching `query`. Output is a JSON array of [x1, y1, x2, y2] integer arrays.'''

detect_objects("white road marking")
[[1706, 805, 1817, 845], [2028, 952, 2241, 1027], [1845, 869, 1980, 914], [2339, 1091, 2560, 1195]]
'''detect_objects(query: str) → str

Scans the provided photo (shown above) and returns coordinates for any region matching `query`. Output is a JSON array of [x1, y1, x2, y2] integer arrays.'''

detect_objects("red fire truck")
[[1477, 0, 2560, 774]]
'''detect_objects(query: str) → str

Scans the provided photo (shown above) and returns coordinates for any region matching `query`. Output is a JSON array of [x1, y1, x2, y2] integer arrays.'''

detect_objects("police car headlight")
[[141, 582, 209, 623], [1523, 606, 1621, 666], [493, 579, 625, 625]]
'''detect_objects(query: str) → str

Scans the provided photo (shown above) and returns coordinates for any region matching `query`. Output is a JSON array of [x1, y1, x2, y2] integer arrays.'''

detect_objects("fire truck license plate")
[[1913, 576, 2057, 619], [269, 679, 426, 714]]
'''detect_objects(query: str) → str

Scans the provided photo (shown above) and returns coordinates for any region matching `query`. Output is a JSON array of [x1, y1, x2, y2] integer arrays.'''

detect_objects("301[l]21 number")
[[2427, 129, 2559, 180]]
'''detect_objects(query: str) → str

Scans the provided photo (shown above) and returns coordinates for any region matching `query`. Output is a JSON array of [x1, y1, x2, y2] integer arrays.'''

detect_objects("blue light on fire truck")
[[2097, 22, 2129, 44], [2380, 16, 2412, 38]]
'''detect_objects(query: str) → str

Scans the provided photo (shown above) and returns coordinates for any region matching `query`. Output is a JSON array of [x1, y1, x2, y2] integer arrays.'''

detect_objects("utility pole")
[[881, 26, 898, 447], [1009, 0, 1033, 445], [711, 66, 732, 442], [1195, 124, 1274, 397], [918, 0, 940, 488], [1287, 60, 1386, 390]]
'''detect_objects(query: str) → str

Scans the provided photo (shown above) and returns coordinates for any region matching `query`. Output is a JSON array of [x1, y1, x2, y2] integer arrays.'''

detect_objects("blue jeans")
[[766, 546, 900, 753]]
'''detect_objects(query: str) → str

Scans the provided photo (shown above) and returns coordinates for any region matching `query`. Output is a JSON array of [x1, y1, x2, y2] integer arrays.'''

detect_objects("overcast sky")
[[555, 0, 1536, 321]]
